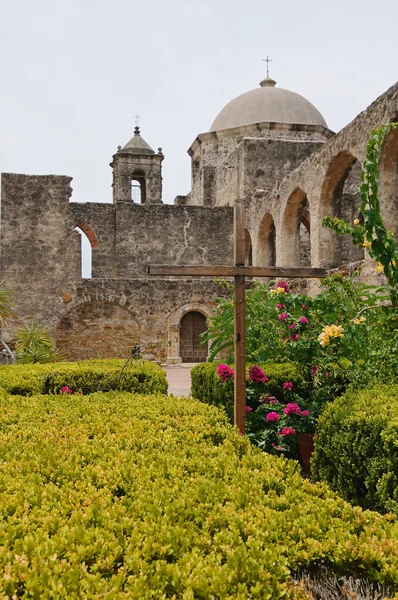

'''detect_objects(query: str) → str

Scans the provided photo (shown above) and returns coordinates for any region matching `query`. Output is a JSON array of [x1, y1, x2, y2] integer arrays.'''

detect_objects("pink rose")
[[299, 316, 309, 324], [301, 410, 309, 417], [279, 313, 288, 322], [283, 382, 294, 391], [284, 403, 301, 415], [245, 405, 253, 413], [217, 364, 234, 382]]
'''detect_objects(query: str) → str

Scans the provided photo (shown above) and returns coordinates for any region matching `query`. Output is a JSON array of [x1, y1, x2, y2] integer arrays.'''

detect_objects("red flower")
[[301, 410, 309, 417], [248, 365, 269, 384], [283, 382, 294, 391], [281, 427, 296, 436], [217, 364, 234, 382]]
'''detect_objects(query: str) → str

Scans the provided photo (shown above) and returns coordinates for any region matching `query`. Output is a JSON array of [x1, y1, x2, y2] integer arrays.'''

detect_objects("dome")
[[210, 77, 327, 132]]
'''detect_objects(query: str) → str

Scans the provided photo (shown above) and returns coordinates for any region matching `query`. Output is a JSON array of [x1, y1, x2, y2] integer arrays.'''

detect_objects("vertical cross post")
[[234, 204, 246, 433]]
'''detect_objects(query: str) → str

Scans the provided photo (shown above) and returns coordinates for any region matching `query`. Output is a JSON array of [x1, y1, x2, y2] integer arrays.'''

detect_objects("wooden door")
[[180, 311, 208, 362]]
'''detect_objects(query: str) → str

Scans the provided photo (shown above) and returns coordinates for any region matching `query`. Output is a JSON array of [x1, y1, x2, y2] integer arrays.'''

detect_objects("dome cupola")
[[210, 77, 327, 132]]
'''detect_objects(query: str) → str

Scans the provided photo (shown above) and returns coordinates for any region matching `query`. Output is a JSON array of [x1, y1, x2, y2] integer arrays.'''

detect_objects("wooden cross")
[[148, 205, 326, 434]]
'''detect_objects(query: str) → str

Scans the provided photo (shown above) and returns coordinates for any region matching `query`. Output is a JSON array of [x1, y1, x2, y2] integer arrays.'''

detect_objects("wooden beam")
[[234, 205, 246, 434], [148, 265, 327, 278]]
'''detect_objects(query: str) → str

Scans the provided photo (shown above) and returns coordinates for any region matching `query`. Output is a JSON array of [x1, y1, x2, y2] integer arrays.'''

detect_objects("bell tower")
[[111, 126, 164, 204]]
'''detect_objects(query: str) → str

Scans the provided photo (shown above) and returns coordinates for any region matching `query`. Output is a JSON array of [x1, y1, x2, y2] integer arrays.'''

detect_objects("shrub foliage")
[[0, 392, 398, 597], [0, 359, 167, 396], [312, 384, 398, 516]]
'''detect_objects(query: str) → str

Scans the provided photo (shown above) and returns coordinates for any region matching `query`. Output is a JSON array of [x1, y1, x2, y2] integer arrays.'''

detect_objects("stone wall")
[[114, 204, 233, 278], [0, 173, 81, 326], [187, 121, 333, 205]]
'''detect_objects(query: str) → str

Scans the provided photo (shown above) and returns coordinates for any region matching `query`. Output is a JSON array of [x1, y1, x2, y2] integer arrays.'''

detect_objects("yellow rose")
[[363, 240, 371, 249], [353, 219, 359, 225], [375, 263, 383, 273], [276, 287, 285, 294]]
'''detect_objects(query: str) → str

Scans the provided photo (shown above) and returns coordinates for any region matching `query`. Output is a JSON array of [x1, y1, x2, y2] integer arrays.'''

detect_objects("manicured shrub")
[[312, 384, 398, 515], [0, 392, 397, 597], [191, 360, 305, 421], [0, 358, 167, 396]]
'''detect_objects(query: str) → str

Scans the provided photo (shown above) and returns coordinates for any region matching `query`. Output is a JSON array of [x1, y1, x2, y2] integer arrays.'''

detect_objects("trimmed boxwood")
[[0, 359, 167, 396], [312, 384, 398, 515], [191, 360, 306, 421], [0, 392, 397, 597]]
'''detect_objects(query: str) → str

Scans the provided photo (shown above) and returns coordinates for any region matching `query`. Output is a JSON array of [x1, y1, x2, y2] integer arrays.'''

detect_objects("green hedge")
[[0, 359, 167, 396], [191, 361, 306, 421], [312, 384, 398, 515], [0, 392, 397, 597]]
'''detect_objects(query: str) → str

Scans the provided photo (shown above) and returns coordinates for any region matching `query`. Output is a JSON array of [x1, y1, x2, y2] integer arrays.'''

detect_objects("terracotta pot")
[[298, 433, 315, 476]]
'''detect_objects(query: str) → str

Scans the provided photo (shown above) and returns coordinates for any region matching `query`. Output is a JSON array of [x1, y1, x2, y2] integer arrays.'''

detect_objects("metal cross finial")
[[134, 114, 140, 127], [262, 55, 273, 77]]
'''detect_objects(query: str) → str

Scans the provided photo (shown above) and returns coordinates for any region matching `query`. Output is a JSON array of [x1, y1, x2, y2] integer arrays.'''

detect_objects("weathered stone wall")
[[188, 121, 333, 205], [114, 204, 233, 278], [213, 138, 323, 207], [55, 278, 228, 362], [0, 173, 81, 327]]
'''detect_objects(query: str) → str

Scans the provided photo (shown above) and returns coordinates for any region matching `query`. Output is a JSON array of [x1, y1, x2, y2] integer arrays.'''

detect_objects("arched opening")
[[257, 213, 276, 266], [320, 152, 364, 266], [245, 229, 253, 266], [179, 311, 208, 363], [379, 128, 398, 240], [131, 170, 146, 203], [281, 189, 311, 267], [74, 222, 98, 279]]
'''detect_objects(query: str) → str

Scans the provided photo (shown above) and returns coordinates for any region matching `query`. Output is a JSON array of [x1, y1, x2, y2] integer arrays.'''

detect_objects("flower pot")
[[298, 433, 315, 476]]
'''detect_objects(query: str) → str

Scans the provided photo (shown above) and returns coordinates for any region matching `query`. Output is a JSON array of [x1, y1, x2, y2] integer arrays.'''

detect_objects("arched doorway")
[[180, 311, 208, 362], [257, 213, 276, 266]]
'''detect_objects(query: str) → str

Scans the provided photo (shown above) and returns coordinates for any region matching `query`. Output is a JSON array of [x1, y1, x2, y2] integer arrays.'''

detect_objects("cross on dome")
[[262, 55, 273, 77]]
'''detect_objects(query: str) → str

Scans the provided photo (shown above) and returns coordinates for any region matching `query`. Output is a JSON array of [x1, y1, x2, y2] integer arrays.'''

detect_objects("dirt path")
[[163, 364, 195, 397]]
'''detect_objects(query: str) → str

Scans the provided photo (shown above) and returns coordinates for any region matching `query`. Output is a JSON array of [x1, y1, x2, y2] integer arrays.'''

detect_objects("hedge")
[[312, 384, 398, 516], [0, 358, 167, 396], [191, 361, 306, 421], [0, 392, 397, 598]]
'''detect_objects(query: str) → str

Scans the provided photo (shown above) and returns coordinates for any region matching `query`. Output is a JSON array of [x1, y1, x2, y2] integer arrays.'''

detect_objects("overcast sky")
[[1, 0, 398, 204], [1, 0, 397, 273]]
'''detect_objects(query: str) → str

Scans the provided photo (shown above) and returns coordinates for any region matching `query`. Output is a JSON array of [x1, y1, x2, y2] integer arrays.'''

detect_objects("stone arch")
[[256, 213, 276, 266], [131, 169, 146, 203], [319, 151, 364, 266], [74, 221, 98, 279], [56, 297, 140, 361], [281, 189, 311, 267], [379, 128, 398, 239], [166, 303, 212, 363]]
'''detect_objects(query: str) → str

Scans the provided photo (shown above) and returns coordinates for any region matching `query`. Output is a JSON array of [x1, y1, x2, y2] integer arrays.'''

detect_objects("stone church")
[[1, 74, 397, 362]]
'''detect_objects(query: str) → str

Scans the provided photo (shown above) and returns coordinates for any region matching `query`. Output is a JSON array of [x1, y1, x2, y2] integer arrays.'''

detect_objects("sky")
[[1, 0, 397, 274]]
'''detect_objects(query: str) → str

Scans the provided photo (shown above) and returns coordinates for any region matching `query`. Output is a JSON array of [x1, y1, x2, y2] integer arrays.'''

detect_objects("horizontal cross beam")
[[148, 265, 327, 278]]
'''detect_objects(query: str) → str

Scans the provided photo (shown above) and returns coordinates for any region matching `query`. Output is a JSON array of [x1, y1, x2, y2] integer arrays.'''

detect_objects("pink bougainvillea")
[[283, 382, 294, 391], [248, 365, 269, 384], [61, 386, 73, 395], [301, 410, 309, 417], [284, 403, 301, 415], [266, 411, 280, 422], [281, 427, 296, 436], [217, 364, 234, 382], [277, 280, 290, 293]]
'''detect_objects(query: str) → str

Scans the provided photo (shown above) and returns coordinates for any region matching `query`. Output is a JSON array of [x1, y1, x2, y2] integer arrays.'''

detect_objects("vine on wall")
[[322, 122, 398, 304]]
